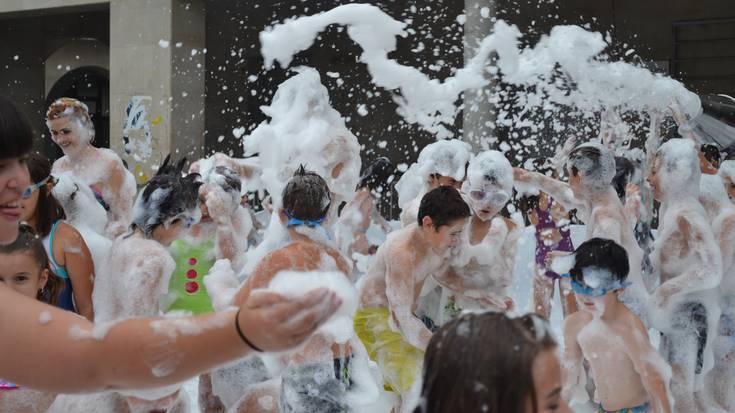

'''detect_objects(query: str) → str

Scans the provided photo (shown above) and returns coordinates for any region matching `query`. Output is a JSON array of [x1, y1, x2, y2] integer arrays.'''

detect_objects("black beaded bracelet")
[[235, 308, 263, 352]]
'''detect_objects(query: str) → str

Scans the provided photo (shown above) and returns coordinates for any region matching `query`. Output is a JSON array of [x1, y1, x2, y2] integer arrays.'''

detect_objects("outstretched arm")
[[622, 317, 673, 413], [669, 101, 702, 144], [0, 284, 339, 393], [514, 168, 584, 212]]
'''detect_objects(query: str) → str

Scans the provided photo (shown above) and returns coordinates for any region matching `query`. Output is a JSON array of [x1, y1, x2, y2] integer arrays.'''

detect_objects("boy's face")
[[422, 216, 467, 252], [575, 290, 617, 317]]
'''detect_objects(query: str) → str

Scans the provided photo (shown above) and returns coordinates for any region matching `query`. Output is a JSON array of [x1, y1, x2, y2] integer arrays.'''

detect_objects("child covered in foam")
[[562, 238, 672, 413], [336, 157, 395, 263], [46, 98, 137, 239], [446, 150, 521, 317], [92, 156, 202, 413], [646, 138, 722, 413], [242, 67, 361, 223], [514, 142, 647, 314], [228, 167, 360, 413], [238, 68, 361, 276], [697, 174, 735, 412], [356, 186, 471, 412], [395, 139, 472, 227]]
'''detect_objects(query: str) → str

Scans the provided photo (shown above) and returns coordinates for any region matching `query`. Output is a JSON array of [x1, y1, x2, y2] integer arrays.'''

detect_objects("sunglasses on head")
[[21, 176, 58, 199]]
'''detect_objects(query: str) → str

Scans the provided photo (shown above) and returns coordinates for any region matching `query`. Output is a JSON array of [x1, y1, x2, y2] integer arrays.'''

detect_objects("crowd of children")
[[0, 74, 734, 413]]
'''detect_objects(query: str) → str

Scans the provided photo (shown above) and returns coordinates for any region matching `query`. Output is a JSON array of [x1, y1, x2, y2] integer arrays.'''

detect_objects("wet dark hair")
[[282, 165, 331, 221], [417, 312, 556, 413], [358, 157, 394, 192], [0, 225, 63, 305], [568, 145, 610, 185], [212, 165, 241, 194], [613, 156, 634, 200], [570, 237, 629, 285], [25, 153, 66, 236], [131, 155, 202, 237], [0, 96, 34, 159], [417, 186, 471, 229], [701, 143, 721, 168]]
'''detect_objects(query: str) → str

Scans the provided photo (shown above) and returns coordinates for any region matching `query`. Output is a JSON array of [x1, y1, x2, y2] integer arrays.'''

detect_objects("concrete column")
[[462, 0, 496, 151], [110, 0, 205, 184]]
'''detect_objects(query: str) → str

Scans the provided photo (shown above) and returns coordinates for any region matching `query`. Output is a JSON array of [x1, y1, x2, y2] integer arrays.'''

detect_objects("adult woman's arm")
[[0, 283, 339, 393]]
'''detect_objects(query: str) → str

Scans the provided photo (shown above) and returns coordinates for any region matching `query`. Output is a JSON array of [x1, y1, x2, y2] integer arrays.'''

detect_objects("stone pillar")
[[462, 0, 496, 151], [110, 0, 205, 184]]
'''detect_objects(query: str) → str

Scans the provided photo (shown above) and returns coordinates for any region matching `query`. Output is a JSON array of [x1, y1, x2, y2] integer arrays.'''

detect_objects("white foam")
[[266, 270, 358, 344]]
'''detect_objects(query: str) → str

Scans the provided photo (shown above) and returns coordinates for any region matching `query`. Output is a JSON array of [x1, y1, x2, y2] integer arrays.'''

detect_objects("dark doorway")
[[44, 66, 110, 161]]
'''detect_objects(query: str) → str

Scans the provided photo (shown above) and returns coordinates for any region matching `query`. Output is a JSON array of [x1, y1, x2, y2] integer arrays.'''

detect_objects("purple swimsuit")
[[534, 198, 574, 279]]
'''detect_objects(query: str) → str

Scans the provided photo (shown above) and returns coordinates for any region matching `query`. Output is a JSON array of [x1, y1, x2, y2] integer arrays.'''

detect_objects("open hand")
[[236, 288, 341, 352]]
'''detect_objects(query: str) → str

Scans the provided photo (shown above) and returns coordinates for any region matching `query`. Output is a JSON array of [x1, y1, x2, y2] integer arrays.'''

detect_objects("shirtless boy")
[[514, 142, 646, 310], [647, 138, 722, 413], [355, 186, 470, 408], [562, 238, 672, 413], [231, 167, 346, 413]]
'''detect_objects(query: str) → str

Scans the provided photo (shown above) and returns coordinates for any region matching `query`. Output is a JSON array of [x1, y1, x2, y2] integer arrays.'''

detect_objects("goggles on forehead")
[[468, 189, 509, 205], [21, 175, 58, 199]]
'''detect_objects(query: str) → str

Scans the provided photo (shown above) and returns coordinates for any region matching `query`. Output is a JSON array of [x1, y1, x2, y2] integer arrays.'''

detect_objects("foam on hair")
[[566, 142, 616, 192], [655, 138, 701, 198]]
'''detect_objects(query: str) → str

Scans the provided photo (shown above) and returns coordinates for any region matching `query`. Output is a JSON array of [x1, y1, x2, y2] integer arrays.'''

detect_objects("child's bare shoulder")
[[614, 304, 647, 334]]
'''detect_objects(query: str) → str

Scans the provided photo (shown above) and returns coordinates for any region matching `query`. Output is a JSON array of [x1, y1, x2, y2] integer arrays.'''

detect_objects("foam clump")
[[242, 66, 361, 210], [261, 4, 701, 138], [395, 139, 471, 208], [266, 270, 358, 344], [655, 138, 701, 196]]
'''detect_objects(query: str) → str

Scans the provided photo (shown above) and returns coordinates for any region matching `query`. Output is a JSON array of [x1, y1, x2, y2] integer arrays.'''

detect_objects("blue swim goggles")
[[21, 175, 58, 199], [560, 274, 630, 297], [285, 212, 325, 228]]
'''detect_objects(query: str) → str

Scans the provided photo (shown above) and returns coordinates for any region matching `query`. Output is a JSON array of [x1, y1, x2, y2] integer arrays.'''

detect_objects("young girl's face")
[[527, 349, 572, 413], [0, 251, 48, 299]]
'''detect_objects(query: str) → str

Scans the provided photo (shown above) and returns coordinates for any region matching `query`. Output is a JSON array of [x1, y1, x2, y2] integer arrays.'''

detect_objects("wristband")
[[235, 308, 263, 352]]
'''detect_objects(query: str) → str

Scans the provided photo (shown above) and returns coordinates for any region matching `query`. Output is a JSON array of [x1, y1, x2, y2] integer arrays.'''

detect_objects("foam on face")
[[655, 138, 701, 199], [463, 150, 513, 217], [395, 139, 472, 207], [567, 142, 616, 192], [699, 174, 730, 219]]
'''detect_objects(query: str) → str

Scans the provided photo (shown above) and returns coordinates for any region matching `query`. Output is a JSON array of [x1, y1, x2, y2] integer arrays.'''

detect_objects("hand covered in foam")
[[237, 287, 342, 352], [204, 185, 237, 223], [265, 271, 358, 344]]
